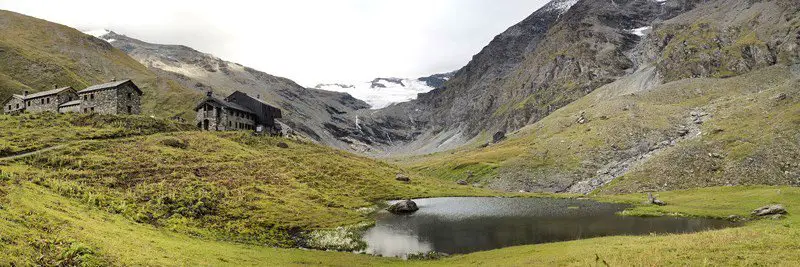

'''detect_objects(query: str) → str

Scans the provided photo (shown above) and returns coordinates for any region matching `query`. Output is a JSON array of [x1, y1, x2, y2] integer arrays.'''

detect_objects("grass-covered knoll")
[[4, 130, 486, 247], [401, 65, 799, 193], [0, 113, 194, 157], [0, 10, 203, 118]]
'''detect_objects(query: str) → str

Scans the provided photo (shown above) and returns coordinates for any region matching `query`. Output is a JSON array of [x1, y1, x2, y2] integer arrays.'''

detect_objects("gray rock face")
[[349, 0, 704, 156], [752, 204, 787, 217], [387, 200, 419, 214]]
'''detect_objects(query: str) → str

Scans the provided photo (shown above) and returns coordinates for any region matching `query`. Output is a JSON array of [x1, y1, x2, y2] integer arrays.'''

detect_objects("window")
[[41, 99, 45, 104], [83, 95, 87, 101], [14, 104, 18, 109], [26, 101, 30, 106], [127, 106, 132, 114], [7, 105, 10, 110], [127, 93, 132, 100], [228, 121, 232, 127], [46, 98, 50, 104], [68, 96, 73, 101], [90, 107, 94, 112], [90, 94, 95, 100], [83, 108, 87, 113]]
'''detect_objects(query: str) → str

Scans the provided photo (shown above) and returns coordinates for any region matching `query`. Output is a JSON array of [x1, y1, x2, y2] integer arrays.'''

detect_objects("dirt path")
[[0, 144, 68, 162]]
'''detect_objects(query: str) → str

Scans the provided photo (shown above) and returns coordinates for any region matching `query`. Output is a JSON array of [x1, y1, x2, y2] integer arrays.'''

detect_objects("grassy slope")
[[400, 66, 799, 193], [3, 177, 798, 266], [0, 112, 194, 157], [1, 114, 487, 248], [0, 10, 202, 118]]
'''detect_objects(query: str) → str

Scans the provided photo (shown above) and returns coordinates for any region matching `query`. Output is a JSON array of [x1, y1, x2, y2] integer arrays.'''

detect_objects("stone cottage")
[[195, 91, 282, 133], [76, 79, 142, 115], [2, 79, 142, 115], [3, 86, 78, 114]]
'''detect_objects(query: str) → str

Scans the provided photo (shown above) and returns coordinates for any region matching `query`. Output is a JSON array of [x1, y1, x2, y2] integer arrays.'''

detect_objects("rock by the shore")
[[395, 173, 410, 183], [388, 200, 419, 214], [752, 204, 787, 217], [647, 193, 666, 206]]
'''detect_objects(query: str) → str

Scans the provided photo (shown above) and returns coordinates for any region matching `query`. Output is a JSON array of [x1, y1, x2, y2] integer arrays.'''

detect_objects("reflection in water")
[[362, 197, 738, 257]]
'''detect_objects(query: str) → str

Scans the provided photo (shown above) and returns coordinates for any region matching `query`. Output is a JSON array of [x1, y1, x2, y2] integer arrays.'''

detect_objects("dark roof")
[[12, 87, 74, 100], [194, 96, 254, 114], [78, 79, 142, 95], [59, 100, 82, 107]]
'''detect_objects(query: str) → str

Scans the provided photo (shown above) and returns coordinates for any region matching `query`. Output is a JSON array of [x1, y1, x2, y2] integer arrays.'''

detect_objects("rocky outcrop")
[[387, 200, 419, 214], [395, 173, 411, 183], [752, 204, 787, 217]]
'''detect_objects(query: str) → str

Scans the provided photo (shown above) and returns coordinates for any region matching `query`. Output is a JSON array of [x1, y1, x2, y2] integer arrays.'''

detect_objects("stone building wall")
[[195, 102, 256, 131], [4, 97, 24, 114], [79, 88, 118, 114], [115, 84, 141, 115], [196, 104, 221, 130], [25, 94, 61, 113], [58, 104, 81, 113]]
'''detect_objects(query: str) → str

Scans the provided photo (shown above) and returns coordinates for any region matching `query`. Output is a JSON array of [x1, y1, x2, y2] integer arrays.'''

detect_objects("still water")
[[363, 197, 737, 257]]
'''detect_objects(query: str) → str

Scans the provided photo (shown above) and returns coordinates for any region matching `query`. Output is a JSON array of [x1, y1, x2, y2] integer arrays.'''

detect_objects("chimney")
[[206, 91, 212, 97], [23, 91, 28, 97]]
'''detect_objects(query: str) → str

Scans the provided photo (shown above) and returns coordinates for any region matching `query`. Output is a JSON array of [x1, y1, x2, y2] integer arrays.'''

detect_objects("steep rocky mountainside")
[[349, 0, 713, 155], [403, 0, 800, 194], [0, 10, 202, 118], [92, 31, 375, 150]]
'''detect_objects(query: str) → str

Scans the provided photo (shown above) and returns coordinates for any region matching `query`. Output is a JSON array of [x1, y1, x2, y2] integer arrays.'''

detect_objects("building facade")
[[2, 79, 142, 115], [195, 91, 281, 133], [3, 87, 78, 114], [77, 80, 142, 115]]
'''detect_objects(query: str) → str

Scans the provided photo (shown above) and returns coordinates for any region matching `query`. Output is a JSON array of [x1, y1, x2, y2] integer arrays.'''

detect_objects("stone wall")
[[4, 97, 24, 114], [79, 88, 117, 114], [195, 102, 256, 131], [58, 104, 80, 113], [115, 84, 141, 115]]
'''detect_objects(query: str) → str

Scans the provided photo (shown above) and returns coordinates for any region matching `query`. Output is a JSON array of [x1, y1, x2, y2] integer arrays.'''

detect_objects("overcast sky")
[[0, 0, 550, 86]]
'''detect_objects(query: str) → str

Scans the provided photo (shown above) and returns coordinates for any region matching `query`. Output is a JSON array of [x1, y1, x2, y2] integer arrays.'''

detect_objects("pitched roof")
[[59, 100, 82, 107], [13, 87, 73, 100], [78, 79, 142, 95], [194, 96, 254, 114]]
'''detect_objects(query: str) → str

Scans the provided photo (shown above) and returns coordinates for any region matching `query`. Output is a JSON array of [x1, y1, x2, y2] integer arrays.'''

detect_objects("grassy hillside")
[[0, 112, 194, 157], [0, 10, 202, 118], [0, 114, 487, 248], [400, 65, 799, 193], [3, 174, 799, 265]]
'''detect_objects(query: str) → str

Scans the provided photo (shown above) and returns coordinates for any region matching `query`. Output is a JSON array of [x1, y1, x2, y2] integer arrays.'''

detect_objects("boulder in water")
[[388, 200, 419, 214]]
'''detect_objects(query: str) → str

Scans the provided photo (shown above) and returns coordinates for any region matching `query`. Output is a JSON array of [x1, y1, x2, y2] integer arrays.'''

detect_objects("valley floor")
[[2, 179, 797, 266]]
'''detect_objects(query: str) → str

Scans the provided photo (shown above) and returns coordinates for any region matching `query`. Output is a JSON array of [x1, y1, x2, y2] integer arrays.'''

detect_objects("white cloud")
[[0, 0, 550, 86]]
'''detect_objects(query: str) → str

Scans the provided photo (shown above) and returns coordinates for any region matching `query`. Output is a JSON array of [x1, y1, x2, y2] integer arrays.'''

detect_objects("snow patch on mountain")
[[84, 29, 112, 38], [628, 26, 651, 36], [315, 78, 436, 109], [544, 0, 579, 13]]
